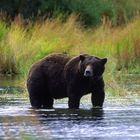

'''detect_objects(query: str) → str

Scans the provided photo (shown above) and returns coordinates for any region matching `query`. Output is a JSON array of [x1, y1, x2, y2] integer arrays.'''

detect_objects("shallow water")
[[0, 97, 140, 140], [0, 75, 140, 140]]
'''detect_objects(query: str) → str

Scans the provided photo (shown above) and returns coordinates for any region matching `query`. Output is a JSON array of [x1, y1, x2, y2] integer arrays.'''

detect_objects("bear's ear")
[[101, 58, 107, 65], [79, 55, 85, 62]]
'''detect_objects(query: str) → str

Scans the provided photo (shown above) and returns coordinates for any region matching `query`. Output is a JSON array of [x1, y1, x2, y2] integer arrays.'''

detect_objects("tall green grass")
[[0, 15, 140, 77]]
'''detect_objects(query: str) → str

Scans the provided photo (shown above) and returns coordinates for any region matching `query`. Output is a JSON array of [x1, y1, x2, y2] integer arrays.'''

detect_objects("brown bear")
[[27, 54, 107, 109]]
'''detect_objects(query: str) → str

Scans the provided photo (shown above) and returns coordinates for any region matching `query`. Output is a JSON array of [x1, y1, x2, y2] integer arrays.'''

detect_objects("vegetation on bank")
[[0, 15, 140, 95], [0, 0, 140, 27], [0, 15, 140, 75]]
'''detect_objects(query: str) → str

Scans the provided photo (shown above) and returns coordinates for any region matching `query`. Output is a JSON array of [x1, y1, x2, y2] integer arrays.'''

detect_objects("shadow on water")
[[30, 107, 104, 121]]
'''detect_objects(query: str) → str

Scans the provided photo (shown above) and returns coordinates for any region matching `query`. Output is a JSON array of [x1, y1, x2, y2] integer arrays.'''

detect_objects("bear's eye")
[[93, 64, 104, 76]]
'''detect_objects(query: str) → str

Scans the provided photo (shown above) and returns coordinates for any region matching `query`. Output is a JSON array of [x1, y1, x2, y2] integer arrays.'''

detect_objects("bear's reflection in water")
[[30, 107, 104, 121], [29, 107, 104, 139]]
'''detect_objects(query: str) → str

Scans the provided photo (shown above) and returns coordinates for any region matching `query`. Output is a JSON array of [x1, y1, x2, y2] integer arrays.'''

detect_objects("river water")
[[0, 75, 140, 140]]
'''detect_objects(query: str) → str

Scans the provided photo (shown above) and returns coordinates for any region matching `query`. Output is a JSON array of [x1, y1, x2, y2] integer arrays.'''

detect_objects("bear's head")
[[79, 54, 107, 80]]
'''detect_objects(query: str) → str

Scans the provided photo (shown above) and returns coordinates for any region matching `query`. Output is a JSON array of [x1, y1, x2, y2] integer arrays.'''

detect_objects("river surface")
[[0, 75, 140, 140]]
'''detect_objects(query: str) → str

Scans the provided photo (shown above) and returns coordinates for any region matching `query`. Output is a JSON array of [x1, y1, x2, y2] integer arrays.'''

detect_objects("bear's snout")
[[84, 65, 93, 77]]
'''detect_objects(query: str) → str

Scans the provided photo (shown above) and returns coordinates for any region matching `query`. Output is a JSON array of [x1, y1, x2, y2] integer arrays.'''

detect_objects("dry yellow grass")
[[0, 15, 140, 76]]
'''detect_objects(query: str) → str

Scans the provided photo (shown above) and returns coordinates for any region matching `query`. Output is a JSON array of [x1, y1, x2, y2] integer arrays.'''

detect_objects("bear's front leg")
[[91, 80, 105, 108], [66, 79, 82, 109], [68, 95, 81, 109], [67, 85, 81, 109], [91, 90, 105, 108]]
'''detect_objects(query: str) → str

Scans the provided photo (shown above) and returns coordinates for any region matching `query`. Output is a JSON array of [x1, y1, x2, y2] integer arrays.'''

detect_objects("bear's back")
[[43, 54, 71, 65], [28, 54, 70, 80]]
